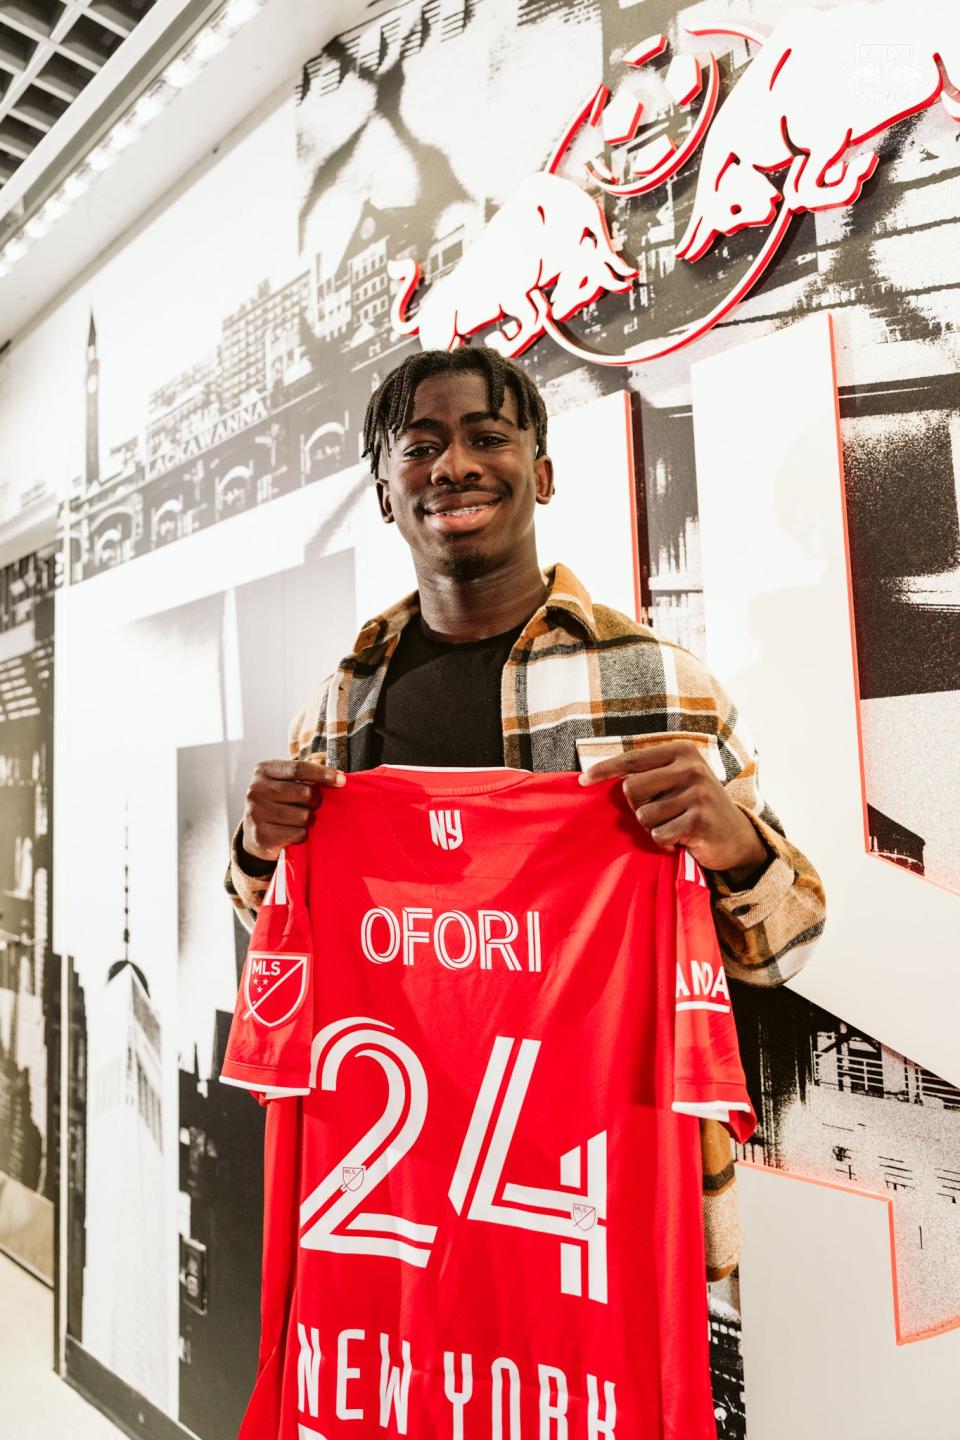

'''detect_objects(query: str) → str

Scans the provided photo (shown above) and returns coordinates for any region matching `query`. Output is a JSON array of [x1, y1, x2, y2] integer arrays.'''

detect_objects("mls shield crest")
[[243, 949, 309, 1028], [572, 1203, 596, 1231], [341, 1165, 365, 1193]]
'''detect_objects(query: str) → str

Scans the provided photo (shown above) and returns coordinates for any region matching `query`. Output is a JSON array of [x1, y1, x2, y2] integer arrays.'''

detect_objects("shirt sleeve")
[[219, 842, 316, 1099], [672, 849, 757, 1144]]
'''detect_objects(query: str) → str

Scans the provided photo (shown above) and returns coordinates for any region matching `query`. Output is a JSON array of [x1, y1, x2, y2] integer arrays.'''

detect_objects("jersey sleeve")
[[219, 843, 316, 1099], [671, 849, 757, 1143]]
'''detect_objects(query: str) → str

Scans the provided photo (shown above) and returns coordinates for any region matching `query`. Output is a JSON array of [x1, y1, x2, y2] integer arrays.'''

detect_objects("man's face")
[[376, 370, 554, 580]]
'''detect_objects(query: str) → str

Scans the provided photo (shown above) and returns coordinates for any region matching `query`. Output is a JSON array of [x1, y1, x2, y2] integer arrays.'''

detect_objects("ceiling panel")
[[0, 0, 156, 193]]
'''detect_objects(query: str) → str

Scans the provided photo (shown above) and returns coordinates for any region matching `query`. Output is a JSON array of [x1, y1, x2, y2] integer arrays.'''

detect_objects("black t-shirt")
[[369, 620, 524, 767]]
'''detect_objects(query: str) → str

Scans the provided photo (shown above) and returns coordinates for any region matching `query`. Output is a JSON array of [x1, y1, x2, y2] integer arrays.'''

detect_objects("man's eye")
[[403, 445, 434, 459], [475, 433, 507, 447]]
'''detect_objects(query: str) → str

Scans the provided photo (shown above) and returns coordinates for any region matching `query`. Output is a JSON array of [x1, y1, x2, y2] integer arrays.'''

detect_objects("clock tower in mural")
[[85, 313, 100, 490]]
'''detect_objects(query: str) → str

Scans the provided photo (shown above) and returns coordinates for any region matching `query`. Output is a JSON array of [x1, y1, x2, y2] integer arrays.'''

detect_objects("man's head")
[[362, 346, 554, 582]]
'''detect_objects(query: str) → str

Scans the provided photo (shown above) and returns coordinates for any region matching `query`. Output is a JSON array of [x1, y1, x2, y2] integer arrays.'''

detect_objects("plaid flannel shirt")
[[226, 563, 825, 1278]]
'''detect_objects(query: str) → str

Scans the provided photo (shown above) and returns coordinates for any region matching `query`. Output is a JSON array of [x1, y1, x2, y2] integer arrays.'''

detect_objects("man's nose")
[[430, 438, 481, 485]]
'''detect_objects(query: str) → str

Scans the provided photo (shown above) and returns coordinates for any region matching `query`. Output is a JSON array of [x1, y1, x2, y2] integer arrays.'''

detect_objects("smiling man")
[[225, 343, 825, 1278]]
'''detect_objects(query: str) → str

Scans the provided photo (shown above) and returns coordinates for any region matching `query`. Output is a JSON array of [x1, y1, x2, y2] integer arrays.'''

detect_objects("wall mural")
[[0, 546, 57, 1281], [0, 0, 955, 1436], [56, 513, 359, 1436]]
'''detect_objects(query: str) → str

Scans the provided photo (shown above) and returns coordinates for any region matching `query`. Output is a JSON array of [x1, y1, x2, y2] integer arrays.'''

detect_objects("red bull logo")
[[390, 2, 960, 366], [389, 170, 638, 356]]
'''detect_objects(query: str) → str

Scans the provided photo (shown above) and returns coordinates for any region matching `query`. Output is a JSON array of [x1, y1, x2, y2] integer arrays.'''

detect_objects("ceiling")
[[0, 1, 159, 192], [0, 0, 368, 348]]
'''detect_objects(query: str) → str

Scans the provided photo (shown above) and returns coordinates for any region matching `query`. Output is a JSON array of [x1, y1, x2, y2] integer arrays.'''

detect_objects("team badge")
[[429, 809, 463, 850], [243, 950, 309, 1028]]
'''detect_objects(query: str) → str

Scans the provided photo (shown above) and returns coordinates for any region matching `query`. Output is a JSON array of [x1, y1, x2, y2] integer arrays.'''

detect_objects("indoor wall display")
[[55, 499, 360, 1436], [0, 545, 57, 1282], [0, 0, 957, 1437], [294, 0, 960, 1375]]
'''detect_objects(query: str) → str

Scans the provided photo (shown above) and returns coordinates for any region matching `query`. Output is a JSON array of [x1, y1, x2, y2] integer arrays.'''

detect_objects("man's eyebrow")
[[400, 410, 517, 435], [461, 409, 516, 427]]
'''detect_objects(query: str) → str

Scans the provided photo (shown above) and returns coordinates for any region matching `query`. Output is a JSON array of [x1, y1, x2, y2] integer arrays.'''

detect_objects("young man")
[[225, 344, 825, 1277]]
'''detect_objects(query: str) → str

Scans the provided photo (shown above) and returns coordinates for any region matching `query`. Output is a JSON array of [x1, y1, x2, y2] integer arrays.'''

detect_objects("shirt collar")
[[541, 562, 599, 640], [351, 561, 599, 656]]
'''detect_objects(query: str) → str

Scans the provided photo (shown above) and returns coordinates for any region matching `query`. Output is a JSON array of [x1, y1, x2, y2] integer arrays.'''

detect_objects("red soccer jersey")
[[221, 767, 756, 1440]]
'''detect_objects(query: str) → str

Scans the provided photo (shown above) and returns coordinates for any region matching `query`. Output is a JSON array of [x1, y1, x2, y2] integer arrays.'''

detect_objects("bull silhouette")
[[388, 171, 637, 356], [678, 2, 960, 261]]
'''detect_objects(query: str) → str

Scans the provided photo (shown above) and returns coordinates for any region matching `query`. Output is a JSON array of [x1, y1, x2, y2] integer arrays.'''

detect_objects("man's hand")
[[579, 740, 768, 881], [241, 759, 345, 866]]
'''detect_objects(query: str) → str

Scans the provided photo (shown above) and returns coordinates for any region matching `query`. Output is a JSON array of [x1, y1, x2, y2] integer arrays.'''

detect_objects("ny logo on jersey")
[[429, 809, 463, 850]]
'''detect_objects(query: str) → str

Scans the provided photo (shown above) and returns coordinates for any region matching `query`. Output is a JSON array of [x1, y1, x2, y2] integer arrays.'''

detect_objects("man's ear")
[[534, 454, 555, 505], [376, 478, 395, 524]]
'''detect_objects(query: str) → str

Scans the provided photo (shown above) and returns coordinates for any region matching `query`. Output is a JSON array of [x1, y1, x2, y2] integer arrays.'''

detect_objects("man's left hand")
[[579, 740, 768, 882]]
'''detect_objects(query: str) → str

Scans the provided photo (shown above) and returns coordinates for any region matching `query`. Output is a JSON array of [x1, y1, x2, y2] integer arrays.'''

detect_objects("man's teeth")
[[435, 500, 497, 515]]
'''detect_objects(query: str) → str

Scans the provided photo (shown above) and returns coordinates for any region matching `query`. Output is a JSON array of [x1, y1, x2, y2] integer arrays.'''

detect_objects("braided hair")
[[362, 346, 549, 478]]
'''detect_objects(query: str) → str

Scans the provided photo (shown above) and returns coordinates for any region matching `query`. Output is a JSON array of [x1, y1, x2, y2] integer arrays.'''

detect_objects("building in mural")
[[83, 925, 167, 1406], [0, 551, 56, 1277], [734, 982, 960, 1338], [65, 956, 88, 1343], [709, 1292, 745, 1438], [221, 273, 312, 410], [85, 315, 101, 490], [178, 1011, 263, 1440], [65, 293, 355, 581], [867, 805, 925, 877]]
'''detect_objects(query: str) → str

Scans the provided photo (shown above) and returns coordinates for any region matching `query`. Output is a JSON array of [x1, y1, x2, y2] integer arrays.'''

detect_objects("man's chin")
[[443, 547, 490, 581]]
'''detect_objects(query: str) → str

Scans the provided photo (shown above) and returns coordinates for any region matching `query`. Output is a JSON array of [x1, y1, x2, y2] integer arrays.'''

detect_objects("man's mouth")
[[422, 492, 503, 531]]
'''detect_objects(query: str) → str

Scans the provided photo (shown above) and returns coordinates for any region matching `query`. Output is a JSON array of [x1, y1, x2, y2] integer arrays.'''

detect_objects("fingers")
[[243, 820, 312, 861], [252, 799, 314, 828], [252, 776, 324, 808], [578, 740, 701, 786], [257, 759, 346, 789], [626, 786, 698, 852], [639, 812, 691, 849], [626, 785, 696, 834], [242, 758, 346, 863]]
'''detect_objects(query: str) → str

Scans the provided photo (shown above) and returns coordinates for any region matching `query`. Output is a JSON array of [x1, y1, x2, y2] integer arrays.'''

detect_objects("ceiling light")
[[221, 0, 264, 35], [193, 28, 228, 63], [63, 168, 91, 201], [109, 120, 137, 153], [132, 87, 169, 125], [0, 0, 269, 276], [87, 145, 114, 172], [165, 52, 199, 88]]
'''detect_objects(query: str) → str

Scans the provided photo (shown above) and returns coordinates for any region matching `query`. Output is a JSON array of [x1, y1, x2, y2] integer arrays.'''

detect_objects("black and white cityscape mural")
[[0, 546, 57, 1280], [0, 0, 957, 1435]]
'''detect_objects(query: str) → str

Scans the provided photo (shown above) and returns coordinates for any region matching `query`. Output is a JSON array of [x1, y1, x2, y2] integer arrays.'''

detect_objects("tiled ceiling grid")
[[0, 0, 157, 190]]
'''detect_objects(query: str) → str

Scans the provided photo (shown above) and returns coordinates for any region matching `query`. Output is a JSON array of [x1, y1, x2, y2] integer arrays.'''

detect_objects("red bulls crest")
[[392, 1, 960, 365]]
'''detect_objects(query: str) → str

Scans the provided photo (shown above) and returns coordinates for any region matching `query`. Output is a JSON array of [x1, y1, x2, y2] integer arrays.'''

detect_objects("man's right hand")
[[240, 759, 346, 868]]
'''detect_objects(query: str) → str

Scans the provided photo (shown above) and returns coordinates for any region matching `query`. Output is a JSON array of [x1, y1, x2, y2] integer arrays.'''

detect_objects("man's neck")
[[415, 555, 550, 643]]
